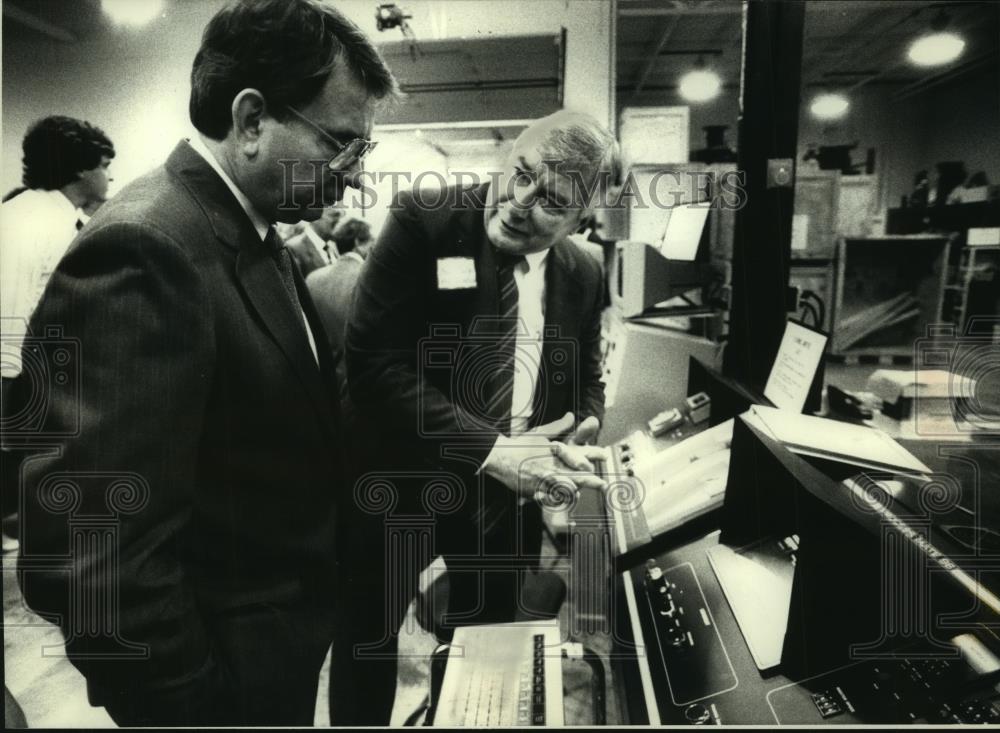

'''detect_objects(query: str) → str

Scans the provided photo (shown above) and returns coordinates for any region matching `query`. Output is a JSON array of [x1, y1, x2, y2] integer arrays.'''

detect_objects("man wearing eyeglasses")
[[338, 110, 619, 725], [13, 0, 395, 726]]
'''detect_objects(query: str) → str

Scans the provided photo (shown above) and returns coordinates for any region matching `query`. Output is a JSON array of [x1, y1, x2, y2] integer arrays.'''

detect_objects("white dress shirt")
[[480, 248, 550, 473], [188, 136, 319, 364], [509, 249, 549, 435], [0, 189, 81, 377]]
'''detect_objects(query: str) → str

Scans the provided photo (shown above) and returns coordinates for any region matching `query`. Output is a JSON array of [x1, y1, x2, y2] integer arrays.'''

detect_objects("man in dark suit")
[[285, 205, 343, 277], [336, 110, 619, 724], [10, 0, 396, 726]]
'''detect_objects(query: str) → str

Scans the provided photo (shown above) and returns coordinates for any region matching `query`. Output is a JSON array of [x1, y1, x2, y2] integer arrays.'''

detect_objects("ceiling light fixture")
[[810, 92, 850, 121], [678, 57, 721, 103], [907, 31, 966, 66], [101, 0, 164, 27], [907, 10, 965, 67]]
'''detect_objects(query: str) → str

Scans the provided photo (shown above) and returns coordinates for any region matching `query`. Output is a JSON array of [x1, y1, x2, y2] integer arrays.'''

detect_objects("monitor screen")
[[658, 203, 711, 261]]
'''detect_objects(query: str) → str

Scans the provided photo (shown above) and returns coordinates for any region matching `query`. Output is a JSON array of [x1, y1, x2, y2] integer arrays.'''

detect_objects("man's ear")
[[231, 88, 267, 158]]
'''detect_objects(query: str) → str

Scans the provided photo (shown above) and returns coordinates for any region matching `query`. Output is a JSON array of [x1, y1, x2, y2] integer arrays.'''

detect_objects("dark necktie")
[[483, 252, 525, 434], [265, 226, 308, 329], [322, 242, 333, 264]]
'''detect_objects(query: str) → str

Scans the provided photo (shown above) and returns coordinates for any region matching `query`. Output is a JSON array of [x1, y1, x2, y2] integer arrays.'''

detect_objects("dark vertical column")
[[723, 0, 805, 389]]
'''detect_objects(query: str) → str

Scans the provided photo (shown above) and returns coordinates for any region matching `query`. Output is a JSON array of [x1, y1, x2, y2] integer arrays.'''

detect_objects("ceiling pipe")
[[630, 15, 681, 101]]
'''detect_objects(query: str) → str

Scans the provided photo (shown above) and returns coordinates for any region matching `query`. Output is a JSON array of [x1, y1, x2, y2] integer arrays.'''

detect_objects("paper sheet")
[[763, 320, 827, 412], [747, 405, 931, 475]]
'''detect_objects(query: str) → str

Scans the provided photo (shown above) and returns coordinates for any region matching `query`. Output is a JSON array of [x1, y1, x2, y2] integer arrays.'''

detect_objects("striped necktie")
[[483, 252, 525, 435]]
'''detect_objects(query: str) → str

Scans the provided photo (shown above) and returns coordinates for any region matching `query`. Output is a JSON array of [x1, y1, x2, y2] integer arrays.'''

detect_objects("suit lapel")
[[297, 267, 342, 420], [165, 141, 335, 438], [467, 208, 499, 319], [543, 241, 581, 327], [235, 244, 336, 438], [533, 242, 582, 427]]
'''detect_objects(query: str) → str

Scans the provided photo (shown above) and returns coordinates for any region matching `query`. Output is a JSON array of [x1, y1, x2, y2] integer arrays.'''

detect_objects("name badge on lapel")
[[437, 257, 477, 290]]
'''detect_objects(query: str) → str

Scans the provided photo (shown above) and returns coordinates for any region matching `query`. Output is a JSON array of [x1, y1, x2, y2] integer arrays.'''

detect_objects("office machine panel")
[[611, 414, 1000, 725]]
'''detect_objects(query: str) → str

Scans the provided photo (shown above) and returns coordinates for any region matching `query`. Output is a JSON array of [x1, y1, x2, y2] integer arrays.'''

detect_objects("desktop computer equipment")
[[609, 201, 715, 319], [606, 358, 772, 560], [610, 414, 1000, 725], [432, 622, 565, 726]]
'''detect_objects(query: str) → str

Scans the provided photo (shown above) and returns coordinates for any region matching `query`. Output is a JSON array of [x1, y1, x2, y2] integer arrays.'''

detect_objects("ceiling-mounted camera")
[[375, 4, 411, 32], [375, 4, 420, 58]]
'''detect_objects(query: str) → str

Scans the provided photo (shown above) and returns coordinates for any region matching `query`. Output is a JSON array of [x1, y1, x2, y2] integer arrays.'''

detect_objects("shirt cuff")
[[478, 433, 513, 475]]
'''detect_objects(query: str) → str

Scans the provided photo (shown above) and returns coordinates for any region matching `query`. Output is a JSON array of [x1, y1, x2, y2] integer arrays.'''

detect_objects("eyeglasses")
[[509, 166, 581, 220], [284, 104, 377, 171]]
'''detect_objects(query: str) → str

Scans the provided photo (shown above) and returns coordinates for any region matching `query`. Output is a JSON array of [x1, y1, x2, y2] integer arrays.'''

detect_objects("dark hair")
[[21, 116, 115, 190], [190, 0, 398, 140], [332, 217, 372, 255]]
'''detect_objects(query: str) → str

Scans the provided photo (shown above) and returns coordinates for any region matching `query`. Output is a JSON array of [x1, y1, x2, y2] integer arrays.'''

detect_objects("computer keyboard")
[[435, 622, 564, 726]]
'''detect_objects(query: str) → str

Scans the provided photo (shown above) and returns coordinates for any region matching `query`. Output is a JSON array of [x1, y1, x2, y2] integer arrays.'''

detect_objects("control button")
[[665, 625, 687, 648], [684, 703, 711, 724]]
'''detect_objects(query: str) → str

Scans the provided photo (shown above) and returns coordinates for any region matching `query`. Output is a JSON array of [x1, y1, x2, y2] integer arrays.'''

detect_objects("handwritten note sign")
[[764, 320, 828, 412]]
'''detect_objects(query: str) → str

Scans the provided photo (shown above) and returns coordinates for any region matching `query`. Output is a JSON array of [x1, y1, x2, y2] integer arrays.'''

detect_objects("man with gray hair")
[[337, 110, 619, 725]]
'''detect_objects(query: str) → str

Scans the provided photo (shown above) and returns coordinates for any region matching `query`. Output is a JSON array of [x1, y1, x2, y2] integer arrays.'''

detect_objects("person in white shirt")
[[0, 115, 115, 381], [0, 115, 115, 552]]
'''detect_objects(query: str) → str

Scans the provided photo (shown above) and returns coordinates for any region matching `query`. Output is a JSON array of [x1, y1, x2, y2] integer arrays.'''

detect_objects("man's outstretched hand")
[[483, 426, 605, 498]]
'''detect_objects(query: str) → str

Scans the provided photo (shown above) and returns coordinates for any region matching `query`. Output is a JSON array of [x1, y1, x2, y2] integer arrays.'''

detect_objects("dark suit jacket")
[[346, 182, 605, 477], [13, 141, 345, 724]]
